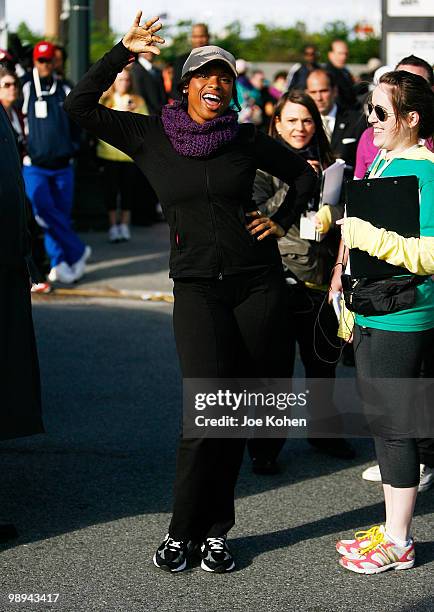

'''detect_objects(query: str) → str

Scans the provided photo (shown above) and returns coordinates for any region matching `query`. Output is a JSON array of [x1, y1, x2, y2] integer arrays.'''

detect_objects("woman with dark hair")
[[64, 12, 316, 574], [250, 90, 353, 471], [268, 90, 334, 167], [334, 71, 434, 573]]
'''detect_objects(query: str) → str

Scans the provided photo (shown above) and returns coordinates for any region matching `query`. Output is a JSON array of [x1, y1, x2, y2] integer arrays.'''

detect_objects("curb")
[[32, 287, 174, 303]]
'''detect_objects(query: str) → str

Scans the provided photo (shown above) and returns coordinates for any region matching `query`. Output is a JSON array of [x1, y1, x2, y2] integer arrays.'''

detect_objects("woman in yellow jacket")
[[332, 71, 434, 575], [98, 67, 148, 242]]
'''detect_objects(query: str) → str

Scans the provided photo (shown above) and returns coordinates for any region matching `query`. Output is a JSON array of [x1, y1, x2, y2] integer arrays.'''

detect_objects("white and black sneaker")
[[153, 534, 195, 572], [200, 536, 235, 573]]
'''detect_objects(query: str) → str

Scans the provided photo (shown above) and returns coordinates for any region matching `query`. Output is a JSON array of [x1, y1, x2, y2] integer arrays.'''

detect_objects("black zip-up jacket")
[[64, 42, 316, 279]]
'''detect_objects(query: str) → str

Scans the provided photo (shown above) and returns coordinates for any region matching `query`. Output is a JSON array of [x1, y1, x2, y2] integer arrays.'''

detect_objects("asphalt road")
[[0, 296, 432, 612]]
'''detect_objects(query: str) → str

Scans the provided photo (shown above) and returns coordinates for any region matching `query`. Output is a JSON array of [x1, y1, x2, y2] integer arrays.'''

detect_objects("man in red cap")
[[20, 41, 90, 285], [32, 41, 55, 76]]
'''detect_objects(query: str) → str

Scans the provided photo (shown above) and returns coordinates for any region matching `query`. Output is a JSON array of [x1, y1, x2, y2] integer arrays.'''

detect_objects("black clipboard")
[[345, 175, 420, 278]]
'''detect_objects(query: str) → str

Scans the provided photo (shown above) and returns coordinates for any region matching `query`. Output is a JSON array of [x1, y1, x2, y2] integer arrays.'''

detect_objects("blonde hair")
[[100, 66, 135, 108]]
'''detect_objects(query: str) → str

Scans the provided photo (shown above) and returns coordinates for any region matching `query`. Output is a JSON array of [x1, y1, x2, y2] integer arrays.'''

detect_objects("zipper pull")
[[218, 272, 223, 280]]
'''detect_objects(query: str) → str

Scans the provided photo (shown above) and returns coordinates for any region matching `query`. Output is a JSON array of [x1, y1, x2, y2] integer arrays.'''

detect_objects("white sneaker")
[[119, 223, 131, 241], [362, 463, 433, 493], [71, 245, 92, 282], [108, 225, 121, 243], [83, 245, 92, 262], [419, 464, 434, 493], [47, 262, 76, 284], [361, 464, 382, 482]]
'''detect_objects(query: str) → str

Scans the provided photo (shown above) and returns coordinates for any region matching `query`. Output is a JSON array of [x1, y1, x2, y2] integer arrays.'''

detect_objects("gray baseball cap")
[[181, 46, 237, 79]]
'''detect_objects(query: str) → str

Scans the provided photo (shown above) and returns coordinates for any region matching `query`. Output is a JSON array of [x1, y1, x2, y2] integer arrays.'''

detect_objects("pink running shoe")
[[336, 524, 384, 556], [339, 530, 415, 574], [31, 282, 52, 294]]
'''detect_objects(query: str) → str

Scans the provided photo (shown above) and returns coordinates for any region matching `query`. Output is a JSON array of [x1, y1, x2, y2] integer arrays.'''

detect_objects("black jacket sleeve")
[[63, 42, 149, 158], [253, 130, 317, 231]]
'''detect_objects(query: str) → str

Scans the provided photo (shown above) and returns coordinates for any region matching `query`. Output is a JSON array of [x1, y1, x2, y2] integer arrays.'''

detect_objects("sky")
[[6, 0, 382, 37]]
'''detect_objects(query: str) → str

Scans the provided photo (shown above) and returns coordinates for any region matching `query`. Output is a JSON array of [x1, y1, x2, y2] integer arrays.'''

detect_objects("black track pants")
[[168, 267, 292, 541]]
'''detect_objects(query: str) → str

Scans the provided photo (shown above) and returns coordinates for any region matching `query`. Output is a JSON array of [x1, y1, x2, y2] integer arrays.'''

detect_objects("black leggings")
[[169, 267, 292, 541], [354, 325, 434, 488]]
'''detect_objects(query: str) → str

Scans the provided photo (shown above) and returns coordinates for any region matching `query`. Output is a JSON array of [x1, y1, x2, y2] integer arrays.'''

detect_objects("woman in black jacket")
[[0, 104, 43, 541], [252, 90, 354, 463], [64, 12, 316, 574]]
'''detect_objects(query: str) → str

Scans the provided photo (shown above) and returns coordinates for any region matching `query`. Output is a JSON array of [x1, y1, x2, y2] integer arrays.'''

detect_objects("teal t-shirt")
[[355, 155, 434, 332]]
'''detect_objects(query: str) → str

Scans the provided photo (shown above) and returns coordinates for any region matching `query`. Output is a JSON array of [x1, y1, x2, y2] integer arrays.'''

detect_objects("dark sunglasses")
[[36, 57, 52, 64], [0, 81, 17, 88], [367, 102, 393, 122]]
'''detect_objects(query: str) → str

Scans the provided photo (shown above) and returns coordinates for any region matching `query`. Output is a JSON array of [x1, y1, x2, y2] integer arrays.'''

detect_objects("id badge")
[[35, 100, 48, 118]]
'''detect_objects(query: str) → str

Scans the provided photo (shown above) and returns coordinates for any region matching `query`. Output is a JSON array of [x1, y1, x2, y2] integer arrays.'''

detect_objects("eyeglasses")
[[367, 102, 394, 122], [0, 81, 17, 88], [36, 58, 52, 64]]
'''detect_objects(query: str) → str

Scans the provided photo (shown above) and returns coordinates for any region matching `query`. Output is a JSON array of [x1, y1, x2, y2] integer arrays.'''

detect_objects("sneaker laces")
[[166, 537, 183, 550], [354, 524, 382, 542], [357, 529, 385, 555], [206, 537, 225, 551]]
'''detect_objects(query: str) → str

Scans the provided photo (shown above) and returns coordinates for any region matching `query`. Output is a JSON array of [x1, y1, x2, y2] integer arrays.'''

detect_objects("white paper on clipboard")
[[319, 158, 345, 207], [299, 158, 345, 242]]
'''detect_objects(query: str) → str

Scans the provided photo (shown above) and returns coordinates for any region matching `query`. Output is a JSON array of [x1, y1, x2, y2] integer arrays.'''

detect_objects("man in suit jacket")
[[0, 103, 43, 541], [170, 23, 210, 100], [130, 51, 167, 115], [306, 69, 366, 177]]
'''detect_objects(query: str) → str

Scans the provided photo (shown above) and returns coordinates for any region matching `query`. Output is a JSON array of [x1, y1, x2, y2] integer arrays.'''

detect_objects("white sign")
[[387, 32, 434, 66], [388, 0, 434, 17]]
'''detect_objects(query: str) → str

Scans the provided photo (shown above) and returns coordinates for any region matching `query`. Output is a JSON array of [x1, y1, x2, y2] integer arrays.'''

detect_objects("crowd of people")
[[1, 11, 433, 578]]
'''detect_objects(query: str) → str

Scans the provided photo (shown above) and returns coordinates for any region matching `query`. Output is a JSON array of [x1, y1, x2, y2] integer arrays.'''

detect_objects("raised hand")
[[122, 11, 165, 55]]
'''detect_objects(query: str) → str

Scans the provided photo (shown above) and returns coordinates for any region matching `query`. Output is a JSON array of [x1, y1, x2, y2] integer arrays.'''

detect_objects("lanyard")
[[368, 150, 390, 179], [33, 67, 57, 100]]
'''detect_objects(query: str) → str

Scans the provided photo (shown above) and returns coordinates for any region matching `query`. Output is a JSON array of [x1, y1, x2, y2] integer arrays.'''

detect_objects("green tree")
[[159, 20, 193, 64], [90, 20, 118, 64], [211, 20, 378, 64], [14, 21, 43, 46], [213, 22, 243, 58], [348, 37, 381, 63], [10, 18, 379, 68]]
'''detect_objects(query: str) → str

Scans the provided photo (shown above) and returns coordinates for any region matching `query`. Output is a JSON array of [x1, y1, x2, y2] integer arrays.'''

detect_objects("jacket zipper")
[[205, 163, 224, 280], [174, 208, 181, 251]]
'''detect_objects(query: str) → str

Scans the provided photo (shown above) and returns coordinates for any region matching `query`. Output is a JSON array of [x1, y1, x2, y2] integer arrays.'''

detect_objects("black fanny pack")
[[341, 274, 428, 316]]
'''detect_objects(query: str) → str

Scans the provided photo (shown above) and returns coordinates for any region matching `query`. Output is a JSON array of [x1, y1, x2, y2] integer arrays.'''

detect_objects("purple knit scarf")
[[161, 101, 239, 158]]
